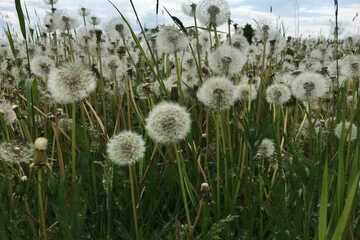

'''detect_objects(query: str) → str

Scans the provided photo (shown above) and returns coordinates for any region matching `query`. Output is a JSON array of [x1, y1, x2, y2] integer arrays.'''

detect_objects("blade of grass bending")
[[4, 24, 16, 58], [15, 0, 27, 40], [163, 7, 188, 35], [331, 172, 360, 240]]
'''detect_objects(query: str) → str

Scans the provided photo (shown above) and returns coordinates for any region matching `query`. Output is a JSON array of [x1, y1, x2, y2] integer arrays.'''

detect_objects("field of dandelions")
[[0, 0, 360, 239]]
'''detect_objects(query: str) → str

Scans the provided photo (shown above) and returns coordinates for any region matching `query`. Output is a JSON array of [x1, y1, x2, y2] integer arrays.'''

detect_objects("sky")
[[0, 0, 359, 38]]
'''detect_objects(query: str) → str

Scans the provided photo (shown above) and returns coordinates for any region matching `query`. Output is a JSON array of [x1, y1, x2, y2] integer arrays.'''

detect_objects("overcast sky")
[[0, 0, 359, 38]]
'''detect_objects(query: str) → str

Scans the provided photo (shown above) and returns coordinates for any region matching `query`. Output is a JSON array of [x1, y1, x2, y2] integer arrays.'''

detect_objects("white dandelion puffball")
[[197, 0, 231, 26], [105, 17, 130, 40], [197, 76, 236, 110], [0, 101, 17, 125], [156, 26, 189, 54], [335, 121, 358, 142], [257, 138, 275, 158], [107, 131, 145, 166], [145, 102, 191, 144], [53, 10, 80, 31], [236, 83, 258, 102], [208, 44, 246, 76], [266, 84, 292, 105], [31, 55, 54, 77], [47, 63, 97, 104], [0, 142, 33, 164], [182, 0, 198, 17], [290, 72, 329, 101], [232, 33, 250, 53]]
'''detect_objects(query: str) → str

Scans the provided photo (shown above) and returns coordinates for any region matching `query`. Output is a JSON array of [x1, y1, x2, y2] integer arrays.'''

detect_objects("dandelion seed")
[[47, 62, 97, 104], [197, 76, 236, 110], [145, 102, 191, 144], [107, 131, 145, 166]]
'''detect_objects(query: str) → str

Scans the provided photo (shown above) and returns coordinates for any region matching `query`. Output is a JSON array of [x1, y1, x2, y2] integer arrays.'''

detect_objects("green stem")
[[71, 102, 77, 183], [129, 164, 140, 240], [37, 169, 47, 240], [174, 144, 193, 239]]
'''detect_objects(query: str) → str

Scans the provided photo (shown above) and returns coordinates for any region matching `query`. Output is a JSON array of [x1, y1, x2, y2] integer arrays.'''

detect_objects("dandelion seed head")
[[105, 18, 130, 40], [47, 62, 97, 104], [335, 121, 358, 142], [156, 26, 188, 54], [236, 83, 258, 102], [197, 76, 236, 110], [107, 131, 145, 166], [290, 72, 329, 101], [0, 100, 17, 125], [0, 142, 33, 164], [197, 0, 230, 26], [265, 84, 292, 105], [182, 0, 198, 17], [257, 138, 275, 158], [31, 55, 54, 77], [208, 44, 246, 76], [145, 102, 191, 144]]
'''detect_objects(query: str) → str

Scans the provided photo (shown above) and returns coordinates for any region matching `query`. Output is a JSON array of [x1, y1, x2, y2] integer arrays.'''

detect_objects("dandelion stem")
[[174, 144, 193, 239], [129, 164, 140, 240], [37, 169, 47, 240], [71, 102, 77, 183]]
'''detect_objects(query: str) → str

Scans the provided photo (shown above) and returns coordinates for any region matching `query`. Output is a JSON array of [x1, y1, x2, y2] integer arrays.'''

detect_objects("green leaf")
[[15, 0, 27, 40], [331, 173, 360, 240], [318, 160, 328, 240]]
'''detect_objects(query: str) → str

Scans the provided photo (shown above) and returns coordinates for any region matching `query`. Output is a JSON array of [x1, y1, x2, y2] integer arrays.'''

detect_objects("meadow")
[[0, 0, 360, 239]]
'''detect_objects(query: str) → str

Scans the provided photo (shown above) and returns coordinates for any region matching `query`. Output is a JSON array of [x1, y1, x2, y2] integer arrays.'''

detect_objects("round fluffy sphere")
[[257, 138, 275, 158], [47, 63, 97, 104], [265, 84, 292, 105], [145, 102, 191, 144], [197, 0, 231, 26], [208, 44, 246, 76], [156, 26, 189, 54], [107, 131, 145, 166], [335, 121, 358, 142], [182, 0, 198, 17], [290, 72, 329, 101], [197, 76, 236, 110], [31, 55, 54, 77], [236, 83, 258, 102], [105, 17, 130, 40]]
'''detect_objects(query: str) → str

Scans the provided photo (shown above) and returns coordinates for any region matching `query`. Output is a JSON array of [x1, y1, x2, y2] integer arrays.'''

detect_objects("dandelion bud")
[[201, 182, 209, 192], [34, 138, 48, 151], [34, 138, 48, 165]]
